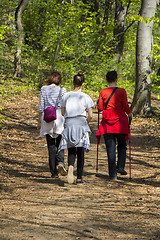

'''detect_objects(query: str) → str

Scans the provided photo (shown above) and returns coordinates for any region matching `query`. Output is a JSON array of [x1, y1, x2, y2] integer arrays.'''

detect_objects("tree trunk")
[[95, 0, 100, 25], [103, 0, 113, 26], [131, 0, 158, 115], [114, 0, 130, 63], [53, 0, 65, 70], [86, 0, 113, 63], [14, 0, 28, 78]]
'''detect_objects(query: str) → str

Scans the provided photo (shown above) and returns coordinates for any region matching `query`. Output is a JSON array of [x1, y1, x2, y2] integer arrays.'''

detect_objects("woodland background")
[[1, 2, 160, 239], [0, 0, 160, 117]]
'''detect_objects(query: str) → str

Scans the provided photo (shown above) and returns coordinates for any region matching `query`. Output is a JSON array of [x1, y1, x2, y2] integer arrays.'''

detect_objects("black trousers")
[[46, 134, 64, 175], [104, 133, 127, 178], [68, 147, 84, 179]]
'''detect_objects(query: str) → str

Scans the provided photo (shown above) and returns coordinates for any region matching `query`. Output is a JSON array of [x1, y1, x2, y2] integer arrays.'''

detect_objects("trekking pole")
[[96, 110, 100, 173], [129, 117, 132, 180]]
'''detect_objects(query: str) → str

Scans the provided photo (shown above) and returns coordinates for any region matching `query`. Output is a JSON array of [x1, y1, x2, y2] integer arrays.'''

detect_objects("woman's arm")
[[97, 91, 103, 112], [128, 112, 133, 125], [87, 107, 93, 123], [37, 112, 43, 130], [122, 89, 131, 114], [61, 106, 66, 116]]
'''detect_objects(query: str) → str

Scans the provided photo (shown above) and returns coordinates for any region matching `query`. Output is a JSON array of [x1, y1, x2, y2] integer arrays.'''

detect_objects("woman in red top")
[[96, 71, 132, 180]]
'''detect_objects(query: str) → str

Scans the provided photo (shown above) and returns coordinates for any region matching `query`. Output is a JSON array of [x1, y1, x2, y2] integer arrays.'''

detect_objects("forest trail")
[[0, 93, 160, 240]]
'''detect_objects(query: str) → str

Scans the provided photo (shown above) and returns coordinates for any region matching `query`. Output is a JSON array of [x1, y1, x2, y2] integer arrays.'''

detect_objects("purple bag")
[[44, 106, 57, 123], [43, 87, 62, 123]]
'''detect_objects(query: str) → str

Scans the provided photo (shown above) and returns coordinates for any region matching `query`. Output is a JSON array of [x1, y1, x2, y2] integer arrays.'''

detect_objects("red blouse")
[[96, 87, 131, 143], [97, 87, 131, 114]]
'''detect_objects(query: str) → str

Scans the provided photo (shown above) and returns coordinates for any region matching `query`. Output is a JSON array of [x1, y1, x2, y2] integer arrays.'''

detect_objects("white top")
[[61, 91, 94, 118]]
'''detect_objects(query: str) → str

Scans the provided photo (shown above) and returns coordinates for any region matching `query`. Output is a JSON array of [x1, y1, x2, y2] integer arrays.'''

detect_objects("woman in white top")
[[37, 71, 67, 178], [59, 72, 94, 185]]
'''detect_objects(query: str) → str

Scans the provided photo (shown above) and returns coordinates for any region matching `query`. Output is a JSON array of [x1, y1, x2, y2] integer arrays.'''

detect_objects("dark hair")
[[106, 70, 117, 83], [73, 71, 84, 87], [47, 71, 62, 85]]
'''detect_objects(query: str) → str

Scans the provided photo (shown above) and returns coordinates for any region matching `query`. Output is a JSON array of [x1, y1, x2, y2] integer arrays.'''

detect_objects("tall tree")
[[53, 0, 66, 70], [114, 0, 130, 63], [131, 0, 159, 115], [14, 0, 28, 77]]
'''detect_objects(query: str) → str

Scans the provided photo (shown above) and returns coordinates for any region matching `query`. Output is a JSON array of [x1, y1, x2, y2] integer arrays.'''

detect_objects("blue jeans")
[[104, 133, 127, 178]]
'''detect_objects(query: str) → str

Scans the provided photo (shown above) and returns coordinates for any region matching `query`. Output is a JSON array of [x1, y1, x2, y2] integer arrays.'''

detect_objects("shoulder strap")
[[104, 87, 118, 110], [55, 87, 62, 109]]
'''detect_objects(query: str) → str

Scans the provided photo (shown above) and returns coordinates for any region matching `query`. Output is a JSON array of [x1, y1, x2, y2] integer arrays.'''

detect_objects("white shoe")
[[67, 166, 74, 184], [57, 163, 67, 176]]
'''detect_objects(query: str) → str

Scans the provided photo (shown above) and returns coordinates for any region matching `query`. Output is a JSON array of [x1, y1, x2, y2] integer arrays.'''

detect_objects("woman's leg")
[[116, 134, 127, 174], [67, 147, 77, 183], [46, 134, 58, 177], [55, 135, 67, 176], [68, 147, 76, 166], [104, 133, 117, 179], [77, 147, 84, 180], [55, 135, 64, 165]]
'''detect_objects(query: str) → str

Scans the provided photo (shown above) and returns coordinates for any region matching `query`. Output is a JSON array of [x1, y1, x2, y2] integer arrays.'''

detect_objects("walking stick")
[[96, 110, 100, 173], [129, 117, 132, 179]]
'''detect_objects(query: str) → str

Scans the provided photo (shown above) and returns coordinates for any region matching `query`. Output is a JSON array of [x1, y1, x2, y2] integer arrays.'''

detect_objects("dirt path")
[[0, 94, 160, 240]]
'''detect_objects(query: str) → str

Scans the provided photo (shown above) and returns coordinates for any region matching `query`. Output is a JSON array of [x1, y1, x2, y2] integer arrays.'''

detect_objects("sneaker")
[[76, 179, 85, 185], [117, 168, 127, 175], [57, 163, 67, 176], [67, 165, 74, 184]]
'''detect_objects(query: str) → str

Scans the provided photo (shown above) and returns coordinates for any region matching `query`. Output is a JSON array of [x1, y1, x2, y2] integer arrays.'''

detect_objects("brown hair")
[[73, 71, 84, 87], [47, 71, 62, 85]]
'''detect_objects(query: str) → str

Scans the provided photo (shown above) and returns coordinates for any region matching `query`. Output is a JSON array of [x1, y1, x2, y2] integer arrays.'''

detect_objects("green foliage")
[[0, 2, 16, 75], [0, 77, 37, 100], [0, 25, 11, 40], [0, 0, 159, 106], [151, 74, 160, 97], [151, 8, 160, 98]]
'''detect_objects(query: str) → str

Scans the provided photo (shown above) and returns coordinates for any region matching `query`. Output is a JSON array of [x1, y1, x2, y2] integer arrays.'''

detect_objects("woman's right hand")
[[128, 113, 132, 125], [87, 107, 93, 123]]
